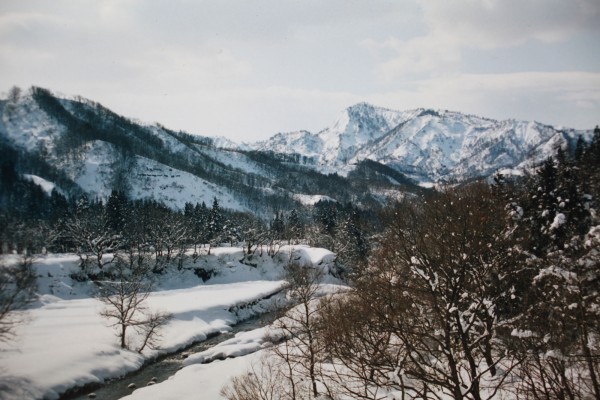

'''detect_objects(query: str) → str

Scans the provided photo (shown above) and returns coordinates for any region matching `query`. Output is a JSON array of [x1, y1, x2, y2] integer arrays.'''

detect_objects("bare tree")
[[147, 211, 188, 272], [223, 260, 332, 400], [220, 356, 285, 400], [97, 250, 172, 352], [319, 294, 402, 400], [61, 205, 122, 273], [342, 184, 523, 399], [268, 261, 332, 399], [4, 86, 21, 119], [0, 253, 36, 341], [7, 86, 21, 103]]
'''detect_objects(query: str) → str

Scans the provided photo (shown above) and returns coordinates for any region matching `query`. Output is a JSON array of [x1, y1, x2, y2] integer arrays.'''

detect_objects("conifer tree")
[[207, 198, 223, 251], [286, 208, 304, 244]]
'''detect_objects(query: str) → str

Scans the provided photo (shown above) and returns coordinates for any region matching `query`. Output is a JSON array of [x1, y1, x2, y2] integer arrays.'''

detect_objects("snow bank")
[[293, 194, 337, 205], [22, 174, 64, 195], [121, 351, 265, 400], [183, 326, 271, 366]]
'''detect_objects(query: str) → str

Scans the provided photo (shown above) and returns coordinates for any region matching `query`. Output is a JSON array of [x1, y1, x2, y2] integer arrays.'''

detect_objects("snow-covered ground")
[[0, 245, 338, 400]]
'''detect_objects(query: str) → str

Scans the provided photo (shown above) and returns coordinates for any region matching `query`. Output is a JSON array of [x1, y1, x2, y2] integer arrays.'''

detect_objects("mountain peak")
[[346, 102, 377, 112], [345, 102, 401, 116]]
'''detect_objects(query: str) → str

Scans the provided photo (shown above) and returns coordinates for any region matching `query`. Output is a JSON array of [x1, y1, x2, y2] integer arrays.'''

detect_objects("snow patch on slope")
[[23, 174, 64, 195], [129, 156, 250, 211], [1, 94, 65, 154], [293, 194, 337, 205]]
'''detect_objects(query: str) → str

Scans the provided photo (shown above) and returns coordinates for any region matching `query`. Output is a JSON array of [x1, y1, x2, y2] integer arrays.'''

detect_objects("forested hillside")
[[0, 87, 418, 224]]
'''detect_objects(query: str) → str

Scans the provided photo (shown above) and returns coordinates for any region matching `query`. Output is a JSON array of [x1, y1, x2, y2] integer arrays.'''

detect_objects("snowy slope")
[[129, 155, 249, 211], [0, 89, 271, 211], [0, 95, 66, 154], [356, 111, 571, 182], [251, 104, 418, 169]]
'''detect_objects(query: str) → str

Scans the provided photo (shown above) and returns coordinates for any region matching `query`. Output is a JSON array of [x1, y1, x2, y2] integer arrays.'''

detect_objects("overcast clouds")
[[1, 0, 599, 142]]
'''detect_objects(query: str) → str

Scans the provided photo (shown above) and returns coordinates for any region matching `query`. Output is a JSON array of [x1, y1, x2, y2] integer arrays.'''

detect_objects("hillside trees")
[[224, 182, 537, 399], [0, 143, 72, 254], [55, 193, 257, 275], [311, 200, 371, 273]]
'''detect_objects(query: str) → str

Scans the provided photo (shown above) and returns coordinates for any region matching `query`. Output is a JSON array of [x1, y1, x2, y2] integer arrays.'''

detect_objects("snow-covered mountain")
[[0, 89, 257, 212], [0, 88, 421, 214], [1, 87, 591, 215], [249, 104, 589, 184], [252, 103, 416, 166]]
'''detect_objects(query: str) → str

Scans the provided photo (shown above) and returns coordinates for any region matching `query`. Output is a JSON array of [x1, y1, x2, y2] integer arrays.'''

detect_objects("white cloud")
[[422, 0, 600, 48], [363, 35, 461, 80], [368, 71, 600, 129], [0, 0, 598, 140], [121, 47, 253, 93], [369, 0, 600, 81]]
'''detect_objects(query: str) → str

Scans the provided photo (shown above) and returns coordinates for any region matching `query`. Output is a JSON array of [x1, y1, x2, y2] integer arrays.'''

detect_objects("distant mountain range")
[[249, 102, 590, 184], [0, 87, 592, 214]]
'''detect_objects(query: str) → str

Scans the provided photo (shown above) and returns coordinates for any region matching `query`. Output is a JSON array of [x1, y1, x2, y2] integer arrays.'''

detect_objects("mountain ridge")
[[0, 86, 593, 216], [248, 102, 589, 183], [0, 87, 426, 215]]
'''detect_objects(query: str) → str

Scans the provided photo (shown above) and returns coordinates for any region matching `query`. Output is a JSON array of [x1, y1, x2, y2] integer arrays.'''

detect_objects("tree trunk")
[[120, 324, 127, 349]]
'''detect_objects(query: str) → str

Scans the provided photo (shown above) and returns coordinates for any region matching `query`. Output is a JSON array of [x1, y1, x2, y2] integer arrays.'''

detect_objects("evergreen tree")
[[194, 201, 209, 246], [314, 200, 338, 236], [336, 208, 369, 271], [505, 146, 600, 398], [49, 189, 70, 223], [106, 190, 129, 233], [208, 197, 223, 245], [183, 202, 194, 218], [286, 208, 304, 243], [270, 211, 285, 241]]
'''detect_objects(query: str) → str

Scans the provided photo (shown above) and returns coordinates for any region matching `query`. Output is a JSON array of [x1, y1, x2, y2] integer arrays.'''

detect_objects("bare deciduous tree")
[[0, 253, 36, 341], [97, 251, 171, 352], [62, 205, 121, 273], [341, 184, 523, 399], [262, 261, 335, 399], [319, 294, 402, 399], [220, 356, 285, 400]]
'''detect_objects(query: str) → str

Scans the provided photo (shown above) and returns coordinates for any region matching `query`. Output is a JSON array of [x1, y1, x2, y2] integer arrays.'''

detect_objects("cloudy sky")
[[1, 0, 599, 142]]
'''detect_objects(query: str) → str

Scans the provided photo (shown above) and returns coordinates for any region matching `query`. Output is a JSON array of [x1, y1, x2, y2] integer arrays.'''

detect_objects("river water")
[[62, 311, 278, 400]]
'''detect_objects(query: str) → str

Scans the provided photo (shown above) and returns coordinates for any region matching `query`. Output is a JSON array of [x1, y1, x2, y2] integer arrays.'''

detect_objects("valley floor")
[[0, 246, 338, 400]]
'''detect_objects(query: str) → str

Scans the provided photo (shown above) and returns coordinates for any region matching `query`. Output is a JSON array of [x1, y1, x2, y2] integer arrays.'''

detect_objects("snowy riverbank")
[[0, 245, 338, 399]]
